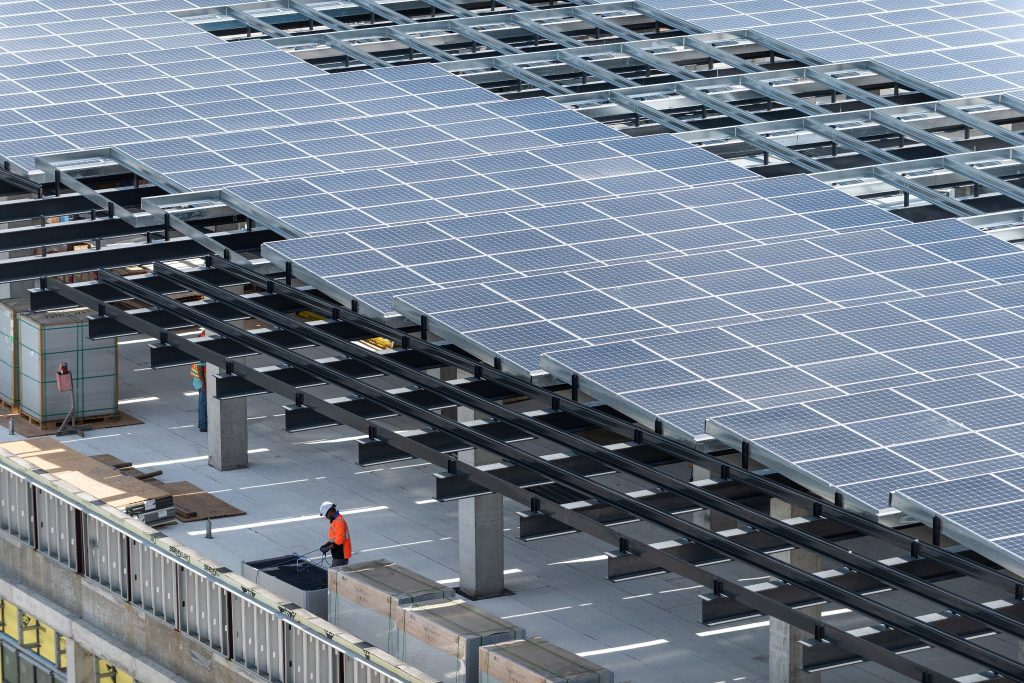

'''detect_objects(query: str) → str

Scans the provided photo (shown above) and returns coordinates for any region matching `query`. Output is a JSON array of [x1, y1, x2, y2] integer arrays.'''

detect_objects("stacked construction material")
[[328, 559, 453, 654], [0, 297, 29, 409], [17, 308, 117, 425], [480, 638, 613, 683], [394, 598, 525, 683], [242, 555, 329, 619]]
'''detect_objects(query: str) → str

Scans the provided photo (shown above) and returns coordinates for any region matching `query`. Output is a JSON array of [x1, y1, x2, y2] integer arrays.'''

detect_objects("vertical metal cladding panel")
[[32, 486, 77, 570], [178, 568, 230, 655], [129, 539, 178, 626], [284, 623, 338, 683], [0, 466, 32, 542], [84, 516, 129, 599], [0, 298, 29, 408], [344, 656, 391, 683], [231, 594, 285, 681]]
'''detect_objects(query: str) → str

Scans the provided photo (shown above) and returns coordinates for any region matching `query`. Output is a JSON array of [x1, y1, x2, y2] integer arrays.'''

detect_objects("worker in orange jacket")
[[319, 501, 352, 567]]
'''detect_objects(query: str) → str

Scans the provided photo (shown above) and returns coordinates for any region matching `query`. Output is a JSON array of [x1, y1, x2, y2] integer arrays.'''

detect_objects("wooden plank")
[[2, 437, 168, 509], [154, 481, 245, 521]]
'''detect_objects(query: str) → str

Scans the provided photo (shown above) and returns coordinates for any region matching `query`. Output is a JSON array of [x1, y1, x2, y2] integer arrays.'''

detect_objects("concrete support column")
[[65, 637, 95, 683], [768, 498, 821, 683], [691, 466, 734, 531], [458, 449, 505, 599], [436, 366, 506, 599], [206, 364, 248, 471]]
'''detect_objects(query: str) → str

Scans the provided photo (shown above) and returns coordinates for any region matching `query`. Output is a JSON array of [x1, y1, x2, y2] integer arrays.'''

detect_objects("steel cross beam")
[[57, 267, 1024, 682], [163, 257, 1024, 599], [618, 43, 700, 81], [492, 60, 573, 95], [569, 7, 645, 41], [737, 75, 828, 115], [934, 101, 1024, 147], [225, 6, 291, 37], [321, 33, 392, 67], [346, 0, 410, 23], [803, 69, 891, 108], [734, 128, 832, 172], [508, 15, 586, 48], [868, 61, 959, 101], [556, 50, 638, 88], [384, 27, 459, 61], [448, 23, 523, 54], [872, 168, 984, 217], [943, 157, 1024, 207], [671, 82, 763, 124], [0, 218, 147, 251], [280, 0, 356, 30], [606, 91, 697, 131], [417, 0, 476, 18], [742, 29, 827, 66], [42, 280, 968, 683], [685, 36, 766, 74], [867, 111, 967, 156], [802, 119, 902, 164], [155, 260, 1024, 654]]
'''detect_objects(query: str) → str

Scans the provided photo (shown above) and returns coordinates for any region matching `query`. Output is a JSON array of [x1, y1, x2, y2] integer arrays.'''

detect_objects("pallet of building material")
[[394, 598, 526, 683], [328, 559, 454, 655], [480, 638, 613, 683], [242, 555, 328, 618], [0, 437, 175, 525], [154, 481, 244, 522], [8, 410, 141, 438]]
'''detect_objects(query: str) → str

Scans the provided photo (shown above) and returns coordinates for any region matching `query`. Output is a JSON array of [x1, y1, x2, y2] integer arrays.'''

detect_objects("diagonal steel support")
[[803, 119, 902, 164], [685, 36, 766, 74], [418, 0, 475, 18], [280, 0, 355, 30], [872, 168, 982, 217], [868, 111, 966, 156], [569, 7, 645, 41], [934, 101, 1024, 147], [734, 129, 831, 172], [492, 60, 573, 95], [607, 91, 696, 131], [385, 27, 458, 61], [321, 34, 392, 68], [224, 7, 290, 37], [557, 50, 638, 88], [509, 15, 586, 48], [449, 23, 522, 54], [346, 0, 411, 24], [803, 69, 890, 108], [672, 82, 763, 124], [619, 43, 700, 81], [738, 75, 827, 115], [944, 157, 1024, 207]]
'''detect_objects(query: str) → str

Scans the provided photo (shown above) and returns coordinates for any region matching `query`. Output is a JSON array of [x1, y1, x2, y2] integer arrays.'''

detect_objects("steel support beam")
[[607, 91, 696, 131], [282, 0, 355, 30], [619, 43, 700, 81], [225, 7, 290, 37], [868, 111, 967, 156], [738, 75, 828, 115], [493, 61, 573, 95], [734, 129, 831, 172], [803, 119, 902, 164], [672, 82, 763, 124], [570, 8, 645, 41], [508, 15, 585, 48], [44, 269, 1020, 683], [934, 101, 1024, 147], [944, 157, 1024, 208], [686, 36, 766, 74], [803, 70, 890, 108], [385, 27, 459, 61], [448, 23, 522, 55], [872, 168, 983, 217], [557, 50, 638, 88]]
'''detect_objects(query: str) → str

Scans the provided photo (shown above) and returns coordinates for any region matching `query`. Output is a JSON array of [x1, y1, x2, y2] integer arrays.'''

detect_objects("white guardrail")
[[0, 451, 430, 683]]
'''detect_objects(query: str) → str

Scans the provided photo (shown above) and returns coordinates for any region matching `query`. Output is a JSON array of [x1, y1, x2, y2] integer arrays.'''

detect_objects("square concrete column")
[[65, 638, 95, 683], [206, 364, 248, 471], [435, 366, 507, 599], [458, 448, 505, 599], [768, 498, 821, 683]]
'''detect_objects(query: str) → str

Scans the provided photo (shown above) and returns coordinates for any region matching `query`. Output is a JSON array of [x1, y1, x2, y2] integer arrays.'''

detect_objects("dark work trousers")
[[198, 388, 208, 432]]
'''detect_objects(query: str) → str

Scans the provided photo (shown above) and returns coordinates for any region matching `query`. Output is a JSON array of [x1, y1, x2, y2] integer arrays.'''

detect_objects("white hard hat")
[[319, 501, 335, 517]]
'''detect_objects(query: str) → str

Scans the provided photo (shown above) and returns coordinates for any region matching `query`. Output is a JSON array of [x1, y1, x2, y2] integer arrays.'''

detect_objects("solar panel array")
[[892, 468, 1024, 573], [4, 0, 1024, 574]]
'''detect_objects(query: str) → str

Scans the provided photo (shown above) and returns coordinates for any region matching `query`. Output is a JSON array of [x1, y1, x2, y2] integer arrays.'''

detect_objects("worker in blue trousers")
[[190, 330, 207, 432]]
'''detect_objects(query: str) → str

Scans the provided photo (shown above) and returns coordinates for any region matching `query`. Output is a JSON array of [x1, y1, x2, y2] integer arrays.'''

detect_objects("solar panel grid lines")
[[395, 216, 1024, 375]]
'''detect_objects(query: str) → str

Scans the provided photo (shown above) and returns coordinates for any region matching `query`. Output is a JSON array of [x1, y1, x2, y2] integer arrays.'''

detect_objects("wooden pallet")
[[11, 411, 142, 438]]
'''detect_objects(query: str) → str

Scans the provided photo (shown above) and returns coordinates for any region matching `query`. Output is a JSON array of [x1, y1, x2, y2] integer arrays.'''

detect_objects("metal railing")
[[0, 450, 427, 683]]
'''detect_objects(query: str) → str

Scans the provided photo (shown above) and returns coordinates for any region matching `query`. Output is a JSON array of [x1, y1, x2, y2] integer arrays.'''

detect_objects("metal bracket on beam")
[[435, 461, 489, 501], [87, 315, 134, 340], [357, 437, 414, 466], [149, 343, 196, 369], [284, 404, 339, 432], [212, 373, 266, 400]]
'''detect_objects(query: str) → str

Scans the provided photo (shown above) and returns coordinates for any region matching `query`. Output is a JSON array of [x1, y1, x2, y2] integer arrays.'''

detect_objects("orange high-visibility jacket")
[[329, 515, 352, 559]]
